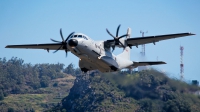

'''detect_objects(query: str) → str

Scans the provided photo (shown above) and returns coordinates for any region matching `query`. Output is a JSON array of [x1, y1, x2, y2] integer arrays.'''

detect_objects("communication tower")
[[140, 31, 148, 56], [180, 46, 184, 80], [138, 31, 148, 71]]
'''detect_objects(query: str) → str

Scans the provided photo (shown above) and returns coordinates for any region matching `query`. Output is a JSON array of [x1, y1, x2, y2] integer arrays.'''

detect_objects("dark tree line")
[[102, 70, 200, 112], [63, 63, 81, 76], [50, 69, 200, 112], [0, 57, 80, 100]]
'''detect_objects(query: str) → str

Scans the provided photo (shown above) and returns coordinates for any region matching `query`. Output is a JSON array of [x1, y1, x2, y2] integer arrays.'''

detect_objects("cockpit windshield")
[[71, 34, 88, 40]]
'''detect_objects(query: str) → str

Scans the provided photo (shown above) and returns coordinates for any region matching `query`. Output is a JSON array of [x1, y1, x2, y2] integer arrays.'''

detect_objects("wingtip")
[[188, 32, 196, 35], [160, 61, 167, 64], [5, 45, 13, 48]]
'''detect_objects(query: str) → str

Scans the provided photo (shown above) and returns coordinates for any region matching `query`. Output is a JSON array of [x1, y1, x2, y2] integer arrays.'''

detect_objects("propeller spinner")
[[50, 29, 74, 57], [106, 25, 128, 52]]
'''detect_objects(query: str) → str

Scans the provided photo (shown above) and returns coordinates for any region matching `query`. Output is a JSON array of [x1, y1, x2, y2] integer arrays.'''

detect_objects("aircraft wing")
[[127, 33, 195, 47], [133, 61, 166, 68], [5, 43, 67, 51]]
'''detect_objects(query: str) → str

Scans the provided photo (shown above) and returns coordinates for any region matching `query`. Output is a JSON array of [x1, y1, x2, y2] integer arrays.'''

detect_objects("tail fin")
[[117, 27, 131, 60], [117, 47, 130, 60], [126, 27, 131, 38]]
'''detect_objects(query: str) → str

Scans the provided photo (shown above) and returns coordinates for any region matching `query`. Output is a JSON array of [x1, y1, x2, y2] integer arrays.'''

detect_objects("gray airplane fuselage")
[[67, 33, 132, 72]]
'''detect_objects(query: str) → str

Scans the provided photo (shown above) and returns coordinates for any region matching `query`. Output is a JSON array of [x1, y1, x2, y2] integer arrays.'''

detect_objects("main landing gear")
[[81, 67, 89, 73]]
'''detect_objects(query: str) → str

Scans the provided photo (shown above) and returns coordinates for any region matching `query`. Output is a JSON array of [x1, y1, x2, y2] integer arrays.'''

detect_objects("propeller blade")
[[60, 29, 65, 42], [119, 41, 125, 48], [116, 24, 121, 37], [106, 25, 128, 51], [119, 34, 128, 39], [112, 46, 115, 52], [53, 44, 63, 53], [65, 32, 75, 42], [50, 38, 61, 43], [106, 29, 116, 39], [65, 50, 68, 57], [51, 28, 75, 57]]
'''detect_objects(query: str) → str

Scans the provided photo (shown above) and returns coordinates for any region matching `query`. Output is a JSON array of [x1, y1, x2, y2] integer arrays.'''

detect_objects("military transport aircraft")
[[5, 25, 195, 73]]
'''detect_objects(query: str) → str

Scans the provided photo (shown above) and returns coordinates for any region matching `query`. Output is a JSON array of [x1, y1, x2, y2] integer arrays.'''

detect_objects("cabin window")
[[83, 36, 88, 40], [78, 35, 82, 38], [74, 35, 77, 37]]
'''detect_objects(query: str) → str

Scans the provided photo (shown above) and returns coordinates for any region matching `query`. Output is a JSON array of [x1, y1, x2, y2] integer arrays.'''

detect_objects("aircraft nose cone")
[[68, 39, 78, 47]]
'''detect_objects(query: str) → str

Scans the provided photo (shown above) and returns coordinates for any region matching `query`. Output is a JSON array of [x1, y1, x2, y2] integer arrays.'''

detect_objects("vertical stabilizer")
[[117, 46, 130, 60], [117, 28, 131, 60], [126, 27, 131, 39]]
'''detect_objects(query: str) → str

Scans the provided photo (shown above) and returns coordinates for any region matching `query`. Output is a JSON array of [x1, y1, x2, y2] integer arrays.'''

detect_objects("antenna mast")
[[180, 46, 184, 80]]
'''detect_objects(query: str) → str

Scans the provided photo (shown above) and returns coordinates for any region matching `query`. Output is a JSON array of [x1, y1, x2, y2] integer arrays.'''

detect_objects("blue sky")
[[0, 1, 199, 81]]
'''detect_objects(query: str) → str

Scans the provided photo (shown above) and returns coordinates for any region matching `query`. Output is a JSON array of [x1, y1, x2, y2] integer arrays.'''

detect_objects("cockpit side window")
[[83, 36, 88, 40], [71, 34, 88, 40]]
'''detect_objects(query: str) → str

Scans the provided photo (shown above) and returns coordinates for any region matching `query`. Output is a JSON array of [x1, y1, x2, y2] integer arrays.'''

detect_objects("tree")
[[53, 82, 58, 87], [163, 97, 191, 112], [61, 109, 67, 112], [7, 108, 14, 112], [64, 63, 76, 76], [40, 76, 50, 88], [138, 98, 153, 112], [0, 90, 4, 100]]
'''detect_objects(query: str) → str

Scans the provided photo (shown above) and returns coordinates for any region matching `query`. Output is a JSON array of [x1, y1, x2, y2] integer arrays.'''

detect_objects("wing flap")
[[5, 43, 66, 50]]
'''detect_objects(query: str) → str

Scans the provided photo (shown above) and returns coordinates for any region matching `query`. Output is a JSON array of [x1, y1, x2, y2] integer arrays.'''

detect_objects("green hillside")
[[1, 57, 200, 112], [50, 70, 200, 112], [0, 57, 77, 112]]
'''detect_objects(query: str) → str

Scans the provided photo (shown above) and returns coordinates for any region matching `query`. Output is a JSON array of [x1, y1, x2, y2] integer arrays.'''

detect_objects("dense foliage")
[[1, 57, 200, 112], [63, 63, 81, 76], [51, 70, 200, 112], [0, 57, 80, 111], [103, 70, 200, 112], [0, 57, 66, 96]]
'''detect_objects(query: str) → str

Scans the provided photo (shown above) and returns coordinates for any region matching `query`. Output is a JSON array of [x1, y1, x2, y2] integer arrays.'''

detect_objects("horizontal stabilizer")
[[133, 61, 166, 67]]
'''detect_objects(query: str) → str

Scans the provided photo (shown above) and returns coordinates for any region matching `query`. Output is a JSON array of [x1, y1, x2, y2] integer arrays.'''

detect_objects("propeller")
[[50, 29, 74, 57], [106, 25, 128, 52]]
